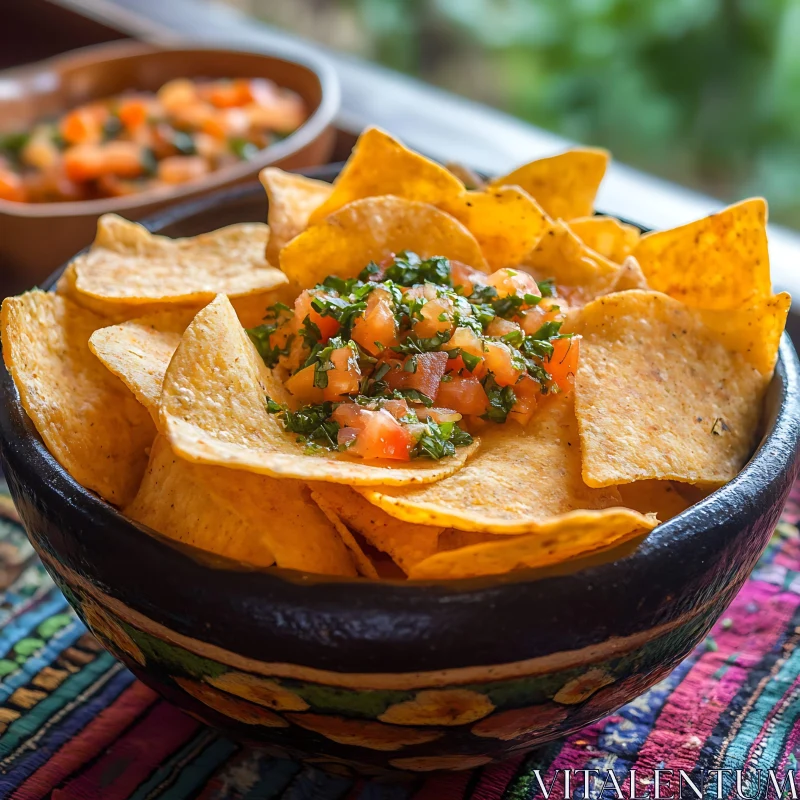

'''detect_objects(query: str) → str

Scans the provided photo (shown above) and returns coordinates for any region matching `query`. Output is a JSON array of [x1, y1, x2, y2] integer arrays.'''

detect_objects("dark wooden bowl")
[[1, 176, 798, 776], [0, 41, 339, 293]]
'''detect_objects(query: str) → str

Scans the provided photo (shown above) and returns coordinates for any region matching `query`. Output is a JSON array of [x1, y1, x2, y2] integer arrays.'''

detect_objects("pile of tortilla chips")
[[1, 127, 790, 580]]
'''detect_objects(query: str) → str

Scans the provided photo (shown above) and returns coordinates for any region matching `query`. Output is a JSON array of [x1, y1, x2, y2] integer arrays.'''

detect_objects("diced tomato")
[[483, 341, 522, 387], [63, 142, 144, 182], [246, 94, 306, 133], [285, 364, 324, 405], [413, 297, 453, 338], [381, 399, 410, 419], [294, 290, 340, 343], [509, 375, 540, 426], [449, 326, 484, 360], [333, 406, 414, 461], [404, 351, 448, 401], [384, 358, 409, 391], [485, 268, 541, 299], [158, 78, 198, 111], [117, 98, 150, 130], [418, 407, 463, 423], [520, 302, 564, 334], [351, 288, 397, 355], [436, 374, 489, 416], [157, 155, 210, 184], [451, 260, 487, 296], [60, 108, 103, 146], [204, 79, 254, 108], [485, 318, 521, 338], [545, 336, 580, 394], [0, 168, 26, 202], [323, 346, 361, 401]]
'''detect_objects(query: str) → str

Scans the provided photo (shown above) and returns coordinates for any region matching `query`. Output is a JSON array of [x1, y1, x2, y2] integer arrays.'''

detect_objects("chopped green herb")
[[383, 251, 452, 287], [358, 261, 382, 281], [403, 356, 418, 373], [413, 421, 474, 460], [482, 375, 517, 423], [392, 329, 452, 354], [538, 278, 557, 298], [230, 137, 259, 160], [461, 351, 482, 371], [393, 388, 434, 407], [268, 401, 340, 449]]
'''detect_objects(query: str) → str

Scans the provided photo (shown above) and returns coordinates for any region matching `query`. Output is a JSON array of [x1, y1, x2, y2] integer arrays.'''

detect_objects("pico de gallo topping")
[[0, 77, 306, 203], [248, 252, 579, 461]]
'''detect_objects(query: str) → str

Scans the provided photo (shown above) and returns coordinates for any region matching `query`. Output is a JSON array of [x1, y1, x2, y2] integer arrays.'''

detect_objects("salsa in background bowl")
[[0, 41, 339, 292]]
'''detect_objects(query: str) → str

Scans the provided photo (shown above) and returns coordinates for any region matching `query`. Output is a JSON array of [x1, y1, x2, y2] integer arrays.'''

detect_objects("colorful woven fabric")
[[0, 482, 799, 800]]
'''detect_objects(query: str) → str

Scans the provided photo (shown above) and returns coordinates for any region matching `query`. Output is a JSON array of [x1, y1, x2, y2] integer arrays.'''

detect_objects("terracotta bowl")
[[1, 177, 799, 777], [0, 41, 339, 293]]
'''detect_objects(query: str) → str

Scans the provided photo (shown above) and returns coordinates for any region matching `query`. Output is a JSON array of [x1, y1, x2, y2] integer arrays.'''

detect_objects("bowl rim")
[[0, 40, 340, 218], [4, 175, 799, 595]]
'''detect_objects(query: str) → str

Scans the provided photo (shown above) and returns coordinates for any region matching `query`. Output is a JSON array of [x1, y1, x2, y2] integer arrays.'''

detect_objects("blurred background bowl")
[[0, 40, 339, 292]]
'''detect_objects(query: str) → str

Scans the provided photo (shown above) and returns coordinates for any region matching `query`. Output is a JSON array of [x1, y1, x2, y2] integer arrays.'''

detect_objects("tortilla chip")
[[1, 291, 154, 505], [569, 216, 640, 262], [522, 221, 621, 306], [309, 483, 443, 574], [569, 290, 768, 487], [281, 196, 488, 288], [357, 396, 652, 533], [59, 261, 286, 329], [698, 292, 790, 375], [89, 309, 196, 422], [408, 509, 655, 579], [125, 436, 358, 575], [617, 481, 692, 522], [608, 256, 649, 293], [261, 168, 332, 264], [160, 294, 479, 486], [633, 199, 771, 311], [440, 187, 551, 269], [310, 489, 380, 578], [72, 214, 286, 304], [308, 127, 464, 223], [490, 148, 609, 220]]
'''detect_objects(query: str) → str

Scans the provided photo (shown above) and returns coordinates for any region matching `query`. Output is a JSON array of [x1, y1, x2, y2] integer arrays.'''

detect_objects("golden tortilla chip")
[[357, 396, 653, 533], [440, 187, 551, 269], [59, 261, 285, 329], [125, 436, 358, 575], [309, 483, 443, 574], [160, 294, 479, 486], [310, 489, 380, 578], [281, 196, 488, 288], [490, 148, 609, 220], [1, 291, 154, 505], [608, 256, 649, 293], [617, 480, 692, 523], [72, 215, 286, 304], [633, 199, 771, 311], [308, 127, 464, 223], [522, 221, 621, 306], [699, 292, 790, 375], [408, 509, 655, 579], [89, 309, 196, 422], [569, 216, 640, 262], [570, 290, 769, 487], [261, 168, 333, 264]]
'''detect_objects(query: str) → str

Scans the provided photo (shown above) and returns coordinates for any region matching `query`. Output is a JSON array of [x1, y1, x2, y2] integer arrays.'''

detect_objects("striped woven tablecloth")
[[0, 480, 798, 800]]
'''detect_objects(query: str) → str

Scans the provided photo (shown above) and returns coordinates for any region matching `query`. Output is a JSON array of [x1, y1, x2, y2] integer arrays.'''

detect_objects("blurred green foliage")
[[236, 0, 800, 228]]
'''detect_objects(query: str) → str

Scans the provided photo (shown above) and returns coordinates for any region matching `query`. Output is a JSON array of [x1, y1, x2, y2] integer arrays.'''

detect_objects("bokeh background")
[[222, 0, 800, 230]]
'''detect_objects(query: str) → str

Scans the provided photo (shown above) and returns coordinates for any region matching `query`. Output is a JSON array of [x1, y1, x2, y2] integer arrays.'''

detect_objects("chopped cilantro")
[[501, 329, 525, 348], [230, 136, 259, 160], [461, 351, 482, 371], [392, 329, 452, 354], [266, 400, 340, 449], [246, 302, 295, 368], [310, 293, 368, 338], [393, 388, 434, 407], [321, 275, 359, 295], [538, 278, 557, 297], [482, 375, 517, 423], [403, 356, 418, 373], [299, 315, 321, 348], [469, 284, 498, 304], [413, 421, 473, 460], [383, 251, 452, 287], [530, 320, 564, 340], [358, 261, 382, 281]]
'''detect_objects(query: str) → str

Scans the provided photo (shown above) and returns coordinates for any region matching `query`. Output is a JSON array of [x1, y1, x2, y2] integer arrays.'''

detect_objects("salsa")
[[0, 78, 306, 203], [248, 253, 579, 461]]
